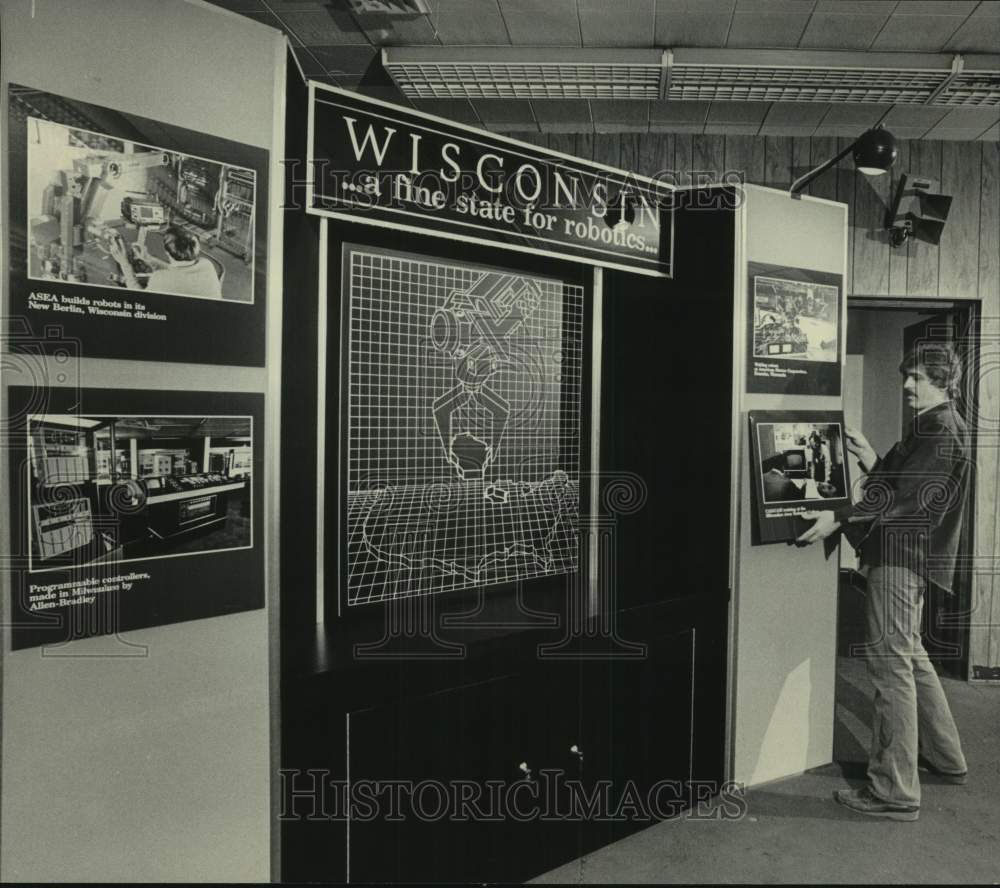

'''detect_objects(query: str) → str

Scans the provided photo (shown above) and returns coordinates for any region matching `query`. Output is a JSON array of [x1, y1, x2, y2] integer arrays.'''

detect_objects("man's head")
[[162, 226, 200, 263], [899, 341, 961, 411]]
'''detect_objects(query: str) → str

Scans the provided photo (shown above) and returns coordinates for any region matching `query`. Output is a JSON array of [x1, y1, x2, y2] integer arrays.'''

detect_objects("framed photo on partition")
[[6, 84, 267, 366], [6, 385, 264, 649], [746, 262, 843, 395], [748, 410, 852, 545]]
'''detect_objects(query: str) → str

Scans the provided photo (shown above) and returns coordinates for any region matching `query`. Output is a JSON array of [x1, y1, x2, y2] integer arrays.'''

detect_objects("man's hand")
[[795, 510, 841, 545], [844, 426, 878, 473], [107, 234, 141, 289]]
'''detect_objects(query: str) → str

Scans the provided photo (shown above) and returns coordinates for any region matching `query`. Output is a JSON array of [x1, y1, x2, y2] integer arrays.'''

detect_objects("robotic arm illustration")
[[429, 273, 542, 482]]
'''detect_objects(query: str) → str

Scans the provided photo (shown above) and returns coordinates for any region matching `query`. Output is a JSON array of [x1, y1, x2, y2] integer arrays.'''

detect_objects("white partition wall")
[[0, 0, 285, 880], [731, 185, 849, 787]]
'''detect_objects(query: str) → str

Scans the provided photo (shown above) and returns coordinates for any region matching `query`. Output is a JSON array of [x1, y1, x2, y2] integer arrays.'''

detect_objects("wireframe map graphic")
[[344, 250, 582, 605]]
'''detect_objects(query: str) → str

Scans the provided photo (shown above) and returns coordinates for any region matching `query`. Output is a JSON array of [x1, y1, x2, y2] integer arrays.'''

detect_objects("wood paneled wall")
[[513, 131, 1000, 676]]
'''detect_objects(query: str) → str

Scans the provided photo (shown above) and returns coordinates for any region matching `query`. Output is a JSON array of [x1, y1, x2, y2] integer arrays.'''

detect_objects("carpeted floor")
[[533, 656, 1000, 885]]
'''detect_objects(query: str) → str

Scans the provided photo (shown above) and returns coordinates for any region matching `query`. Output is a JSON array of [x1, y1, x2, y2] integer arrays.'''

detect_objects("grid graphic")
[[344, 249, 583, 605]]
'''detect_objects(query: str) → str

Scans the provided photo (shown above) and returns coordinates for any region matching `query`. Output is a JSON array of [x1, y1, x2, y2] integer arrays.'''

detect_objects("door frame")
[[844, 295, 982, 681]]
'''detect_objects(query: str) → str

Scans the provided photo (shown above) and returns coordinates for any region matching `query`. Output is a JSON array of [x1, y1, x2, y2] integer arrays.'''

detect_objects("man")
[[109, 225, 222, 299], [797, 341, 970, 822]]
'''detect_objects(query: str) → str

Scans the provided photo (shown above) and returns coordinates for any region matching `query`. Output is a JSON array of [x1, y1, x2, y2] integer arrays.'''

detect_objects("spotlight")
[[789, 124, 897, 197], [886, 173, 952, 247]]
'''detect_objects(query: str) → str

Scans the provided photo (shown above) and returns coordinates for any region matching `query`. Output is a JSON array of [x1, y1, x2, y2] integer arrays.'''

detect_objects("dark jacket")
[[835, 401, 970, 593]]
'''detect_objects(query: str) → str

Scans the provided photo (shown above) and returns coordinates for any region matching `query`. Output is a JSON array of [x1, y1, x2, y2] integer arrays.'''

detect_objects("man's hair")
[[899, 341, 962, 398], [162, 226, 200, 262]]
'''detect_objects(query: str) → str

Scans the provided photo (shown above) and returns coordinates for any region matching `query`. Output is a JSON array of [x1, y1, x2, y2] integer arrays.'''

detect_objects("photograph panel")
[[753, 276, 838, 363], [27, 413, 253, 572], [756, 421, 847, 505], [26, 117, 255, 304]]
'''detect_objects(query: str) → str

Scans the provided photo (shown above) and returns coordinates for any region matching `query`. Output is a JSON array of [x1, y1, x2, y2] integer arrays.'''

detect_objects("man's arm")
[[108, 236, 143, 289]]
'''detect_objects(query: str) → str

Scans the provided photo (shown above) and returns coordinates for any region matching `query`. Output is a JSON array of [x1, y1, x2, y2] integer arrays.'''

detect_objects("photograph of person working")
[[109, 226, 222, 300], [796, 341, 970, 822]]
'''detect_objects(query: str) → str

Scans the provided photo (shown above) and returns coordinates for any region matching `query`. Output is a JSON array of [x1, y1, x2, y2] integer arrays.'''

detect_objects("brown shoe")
[[834, 786, 919, 821]]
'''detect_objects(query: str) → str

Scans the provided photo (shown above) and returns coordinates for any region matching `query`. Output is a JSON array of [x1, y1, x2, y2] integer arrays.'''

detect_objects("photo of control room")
[[27, 414, 252, 571]]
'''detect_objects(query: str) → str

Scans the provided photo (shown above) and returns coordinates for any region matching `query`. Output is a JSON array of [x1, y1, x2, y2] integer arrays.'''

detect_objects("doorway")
[[837, 295, 979, 669], [833, 297, 980, 766]]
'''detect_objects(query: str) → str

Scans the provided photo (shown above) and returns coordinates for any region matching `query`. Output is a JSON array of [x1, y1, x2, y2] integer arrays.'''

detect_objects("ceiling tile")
[[735, 0, 816, 10], [408, 98, 482, 125], [727, 11, 811, 46], [881, 106, 950, 127], [979, 123, 1000, 140], [944, 15, 1000, 52], [927, 128, 997, 140], [270, 8, 371, 44], [305, 44, 378, 75], [798, 12, 890, 49], [893, 1, 976, 14], [706, 101, 769, 124], [928, 107, 1000, 128], [813, 103, 889, 135], [531, 99, 594, 132], [591, 100, 650, 130], [657, 0, 735, 10], [207, 0, 267, 11], [498, 0, 582, 45], [813, 0, 891, 12], [762, 102, 829, 125], [580, 0, 655, 46], [923, 107, 1000, 139], [655, 10, 733, 45], [472, 98, 538, 127], [428, 0, 510, 45], [871, 14, 967, 51], [649, 100, 710, 124]]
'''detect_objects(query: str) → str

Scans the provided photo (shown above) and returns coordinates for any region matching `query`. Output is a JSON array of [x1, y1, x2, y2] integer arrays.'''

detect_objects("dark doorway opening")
[[837, 297, 980, 676]]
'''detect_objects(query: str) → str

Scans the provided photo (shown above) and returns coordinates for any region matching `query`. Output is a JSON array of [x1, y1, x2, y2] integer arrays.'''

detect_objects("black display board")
[[747, 409, 851, 545], [746, 261, 842, 395], [307, 83, 673, 277], [6, 84, 268, 366], [7, 386, 264, 649]]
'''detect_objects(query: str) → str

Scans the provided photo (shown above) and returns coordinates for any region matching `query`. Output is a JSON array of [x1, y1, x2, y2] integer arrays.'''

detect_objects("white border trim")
[[317, 217, 328, 623]]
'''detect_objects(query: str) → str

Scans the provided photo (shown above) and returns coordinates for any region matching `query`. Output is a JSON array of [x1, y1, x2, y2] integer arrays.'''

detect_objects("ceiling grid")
[[209, 0, 1000, 138]]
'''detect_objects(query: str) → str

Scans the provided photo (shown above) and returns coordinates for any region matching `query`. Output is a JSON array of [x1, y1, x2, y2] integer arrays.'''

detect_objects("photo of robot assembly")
[[753, 275, 838, 363], [26, 117, 256, 302], [756, 422, 847, 505], [27, 414, 252, 572]]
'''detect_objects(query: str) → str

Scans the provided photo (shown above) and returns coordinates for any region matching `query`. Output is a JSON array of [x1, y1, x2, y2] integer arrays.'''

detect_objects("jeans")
[[862, 565, 967, 807]]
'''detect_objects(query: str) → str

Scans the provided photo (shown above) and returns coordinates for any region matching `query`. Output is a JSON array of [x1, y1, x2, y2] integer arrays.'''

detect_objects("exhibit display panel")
[[339, 245, 584, 606], [6, 386, 264, 650], [306, 83, 675, 278], [281, 76, 736, 884], [6, 84, 268, 366]]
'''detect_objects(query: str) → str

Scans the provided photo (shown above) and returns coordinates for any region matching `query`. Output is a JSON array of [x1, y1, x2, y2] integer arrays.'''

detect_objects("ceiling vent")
[[381, 48, 1000, 107]]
